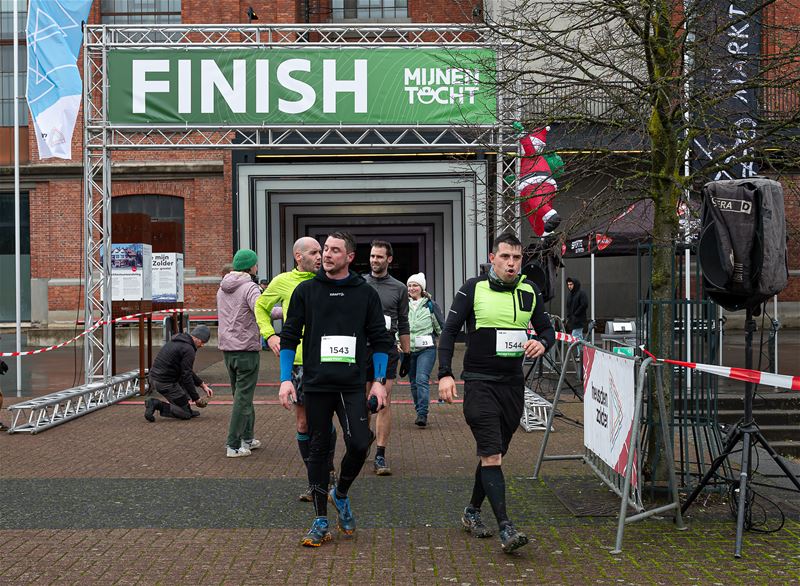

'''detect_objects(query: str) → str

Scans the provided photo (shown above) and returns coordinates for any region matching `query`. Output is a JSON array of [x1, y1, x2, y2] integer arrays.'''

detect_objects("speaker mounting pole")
[[681, 305, 800, 557]]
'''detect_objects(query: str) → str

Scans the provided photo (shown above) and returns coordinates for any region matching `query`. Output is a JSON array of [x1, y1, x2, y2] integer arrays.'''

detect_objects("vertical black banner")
[[692, 0, 761, 179]]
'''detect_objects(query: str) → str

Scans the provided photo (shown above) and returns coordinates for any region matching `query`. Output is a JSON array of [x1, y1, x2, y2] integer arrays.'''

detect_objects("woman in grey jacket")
[[403, 273, 444, 427]]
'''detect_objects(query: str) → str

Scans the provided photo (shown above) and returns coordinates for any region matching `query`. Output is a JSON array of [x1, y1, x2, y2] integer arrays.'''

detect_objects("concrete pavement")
[[2, 390, 800, 584], [1, 342, 800, 584]]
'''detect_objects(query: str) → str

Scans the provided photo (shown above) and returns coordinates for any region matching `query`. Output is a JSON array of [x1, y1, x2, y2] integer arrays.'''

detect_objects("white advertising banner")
[[109, 243, 152, 301], [583, 346, 637, 485], [152, 252, 184, 303]]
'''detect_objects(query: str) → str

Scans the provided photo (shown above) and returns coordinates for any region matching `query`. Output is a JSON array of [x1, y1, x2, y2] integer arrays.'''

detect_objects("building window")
[[0, 191, 30, 255], [100, 0, 182, 24], [0, 0, 28, 125], [112, 195, 185, 249], [330, 0, 408, 21]]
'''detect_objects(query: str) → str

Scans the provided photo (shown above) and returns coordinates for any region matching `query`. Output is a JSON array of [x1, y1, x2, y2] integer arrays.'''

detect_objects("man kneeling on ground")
[[145, 325, 214, 422]]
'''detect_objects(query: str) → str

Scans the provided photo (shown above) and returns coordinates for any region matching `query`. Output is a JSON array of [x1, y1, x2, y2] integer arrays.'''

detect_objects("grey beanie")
[[190, 325, 211, 343]]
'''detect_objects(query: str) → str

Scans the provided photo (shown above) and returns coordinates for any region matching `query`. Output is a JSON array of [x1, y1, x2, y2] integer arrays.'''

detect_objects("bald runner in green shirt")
[[254, 236, 337, 501]]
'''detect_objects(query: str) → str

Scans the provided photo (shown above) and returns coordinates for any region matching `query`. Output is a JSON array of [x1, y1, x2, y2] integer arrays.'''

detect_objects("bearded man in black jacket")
[[145, 325, 214, 422], [279, 231, 393, 547]]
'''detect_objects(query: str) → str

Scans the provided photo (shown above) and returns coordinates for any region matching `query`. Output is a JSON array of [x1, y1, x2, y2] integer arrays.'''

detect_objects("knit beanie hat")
[[407, 272, 426, 291], [232, 248, 258, 271], [190, 325, 211, 343]]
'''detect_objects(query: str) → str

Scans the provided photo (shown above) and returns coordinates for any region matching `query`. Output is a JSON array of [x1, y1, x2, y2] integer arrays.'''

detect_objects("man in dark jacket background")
[[145, 325, 214, 422], [565, 277, 589, 344]]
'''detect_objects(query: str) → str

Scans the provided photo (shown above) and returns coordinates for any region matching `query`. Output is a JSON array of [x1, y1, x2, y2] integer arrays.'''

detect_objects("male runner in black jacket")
[[279, 231, 393, 547], [438, 232, 555, 553]]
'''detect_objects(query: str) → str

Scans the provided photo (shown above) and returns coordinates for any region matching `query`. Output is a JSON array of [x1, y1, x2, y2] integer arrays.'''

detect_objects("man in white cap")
[[145, 325, 214, 421]]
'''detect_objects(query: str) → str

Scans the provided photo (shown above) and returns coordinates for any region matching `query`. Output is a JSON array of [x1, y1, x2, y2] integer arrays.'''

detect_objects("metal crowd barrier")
[[533, 339, 686, 553], [7, 370, 141, 434]]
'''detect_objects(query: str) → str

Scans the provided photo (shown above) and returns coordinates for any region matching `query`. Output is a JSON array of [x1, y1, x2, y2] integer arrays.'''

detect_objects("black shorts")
[[291, 365, 305, 406], [365, 347, 400, 381], [462, 379, 525, 457]]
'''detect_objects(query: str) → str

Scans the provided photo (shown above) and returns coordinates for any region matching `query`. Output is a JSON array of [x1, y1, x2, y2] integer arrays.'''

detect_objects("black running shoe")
[[462, 507, 494, 538], [499, 523, 529, 553], [144, 399, 156, 422]]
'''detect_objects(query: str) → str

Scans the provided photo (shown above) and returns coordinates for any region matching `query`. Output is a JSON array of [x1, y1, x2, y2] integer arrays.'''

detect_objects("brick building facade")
[[9, 0, 482, 324], [1, 0, 798, 326]]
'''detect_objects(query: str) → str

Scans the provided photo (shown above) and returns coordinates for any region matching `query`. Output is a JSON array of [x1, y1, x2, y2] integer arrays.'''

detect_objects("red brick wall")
[[31, 174, 230, 311]]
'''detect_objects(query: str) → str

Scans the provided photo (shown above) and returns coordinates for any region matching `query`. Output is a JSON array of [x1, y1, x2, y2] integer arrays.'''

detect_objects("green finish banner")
[[107, 48, 497, 125]]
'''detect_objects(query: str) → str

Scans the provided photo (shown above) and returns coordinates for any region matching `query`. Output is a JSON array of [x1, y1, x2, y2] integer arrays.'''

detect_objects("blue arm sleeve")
[[372, 352, 388, 379], [279, 349, 296, 382]]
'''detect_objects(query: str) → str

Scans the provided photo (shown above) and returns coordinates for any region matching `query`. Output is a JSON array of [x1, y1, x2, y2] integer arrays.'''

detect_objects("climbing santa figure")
[[514, 123, 563, 237]]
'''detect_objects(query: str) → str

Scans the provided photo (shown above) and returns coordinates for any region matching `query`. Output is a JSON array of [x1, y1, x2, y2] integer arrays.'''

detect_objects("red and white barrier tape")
[[545, 330, 799, 391], [0, 308, 216, 358], [7, 316, 798, 392], [555, 331, 579, 344], [641, 350, 800, 391]]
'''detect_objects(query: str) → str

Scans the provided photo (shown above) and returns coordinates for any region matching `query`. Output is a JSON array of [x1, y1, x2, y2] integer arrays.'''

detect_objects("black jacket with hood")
[[149, 333, 203, 400], [280, 269, 394, 392], [566, 278, 589, 330]]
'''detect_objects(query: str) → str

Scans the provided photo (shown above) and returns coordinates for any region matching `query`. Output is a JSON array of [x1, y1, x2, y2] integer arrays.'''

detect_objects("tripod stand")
[[524, 346, 583, 401], [680, 309, 800, 557]]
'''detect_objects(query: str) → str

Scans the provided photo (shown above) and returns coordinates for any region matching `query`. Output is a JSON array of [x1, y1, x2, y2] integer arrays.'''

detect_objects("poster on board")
[[583, 346, 637, 486], [108, 243, 152, 301], [152, 252, 184, 303]]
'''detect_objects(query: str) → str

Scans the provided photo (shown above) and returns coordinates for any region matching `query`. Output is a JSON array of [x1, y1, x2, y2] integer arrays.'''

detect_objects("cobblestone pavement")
[[1, 396, 799, 585]]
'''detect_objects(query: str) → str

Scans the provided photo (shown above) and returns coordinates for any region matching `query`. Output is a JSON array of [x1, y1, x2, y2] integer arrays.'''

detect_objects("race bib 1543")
[[321, 335, 357, 363]]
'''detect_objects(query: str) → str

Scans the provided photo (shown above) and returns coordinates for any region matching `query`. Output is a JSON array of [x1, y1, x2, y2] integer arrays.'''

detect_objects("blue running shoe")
[[328, 488, 356, 535], [301, 517, 332, 547], [374, 455, 392, 476]]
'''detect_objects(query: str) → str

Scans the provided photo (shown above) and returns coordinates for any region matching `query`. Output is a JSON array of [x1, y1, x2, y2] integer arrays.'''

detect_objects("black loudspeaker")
[[523, 241, 562, 303], [685, 179, 800, 558], [698, 178, 788, 313]]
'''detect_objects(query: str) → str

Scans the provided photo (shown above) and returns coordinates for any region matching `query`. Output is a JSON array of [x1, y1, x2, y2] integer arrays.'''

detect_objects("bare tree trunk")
[[644, 1, 682, 481]]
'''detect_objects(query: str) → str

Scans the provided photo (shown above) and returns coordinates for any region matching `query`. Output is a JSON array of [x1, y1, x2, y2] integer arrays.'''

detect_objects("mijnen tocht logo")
[[403, 67, 481, 106]]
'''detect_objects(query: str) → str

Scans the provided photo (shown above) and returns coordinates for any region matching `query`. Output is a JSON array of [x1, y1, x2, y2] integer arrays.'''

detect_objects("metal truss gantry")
[[82, 23, 521, 383], [8, 371, 140, 433]]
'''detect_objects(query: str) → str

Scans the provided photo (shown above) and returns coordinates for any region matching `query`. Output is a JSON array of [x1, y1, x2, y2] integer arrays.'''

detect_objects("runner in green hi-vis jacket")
[[437, 232, 555, 554], [254, 237, 333, 502]]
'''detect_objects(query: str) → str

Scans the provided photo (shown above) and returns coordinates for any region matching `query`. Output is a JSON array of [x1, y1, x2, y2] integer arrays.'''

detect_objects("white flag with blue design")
[[26, 0, 93, 160]]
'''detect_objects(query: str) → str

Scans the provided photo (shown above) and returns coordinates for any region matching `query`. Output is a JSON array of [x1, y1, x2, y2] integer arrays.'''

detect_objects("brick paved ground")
[[1, 351, 800, 584]]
